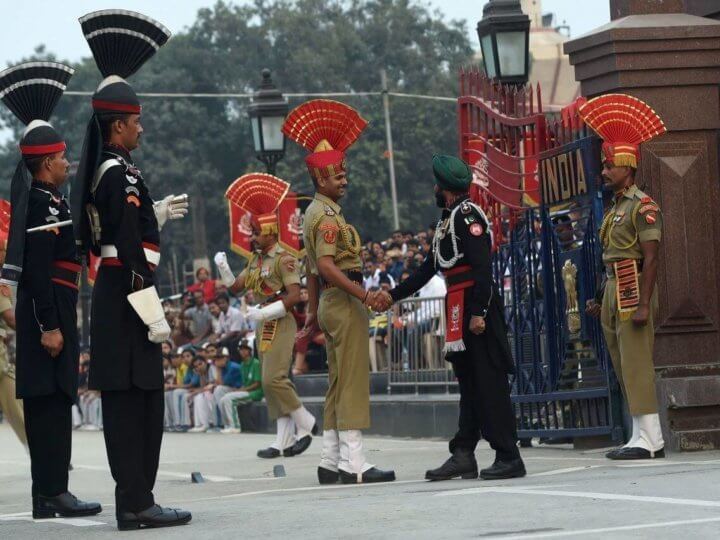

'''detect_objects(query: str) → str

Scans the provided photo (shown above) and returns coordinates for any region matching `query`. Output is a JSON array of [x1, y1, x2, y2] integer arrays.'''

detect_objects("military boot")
[[425, 448, 478, 481]]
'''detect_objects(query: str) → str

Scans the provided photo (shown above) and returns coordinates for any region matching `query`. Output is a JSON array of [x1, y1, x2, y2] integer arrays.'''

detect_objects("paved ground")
[[2, 424, 720, 539]]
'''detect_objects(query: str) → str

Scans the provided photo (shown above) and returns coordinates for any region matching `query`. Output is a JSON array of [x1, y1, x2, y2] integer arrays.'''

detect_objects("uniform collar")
[[31, 180, 60, 195], [448, 194, 471, 211], [103, 143, 133, 163], [614, 184, 638, 203], [258, 242, 280, 258], [314, 193, 342, 214]]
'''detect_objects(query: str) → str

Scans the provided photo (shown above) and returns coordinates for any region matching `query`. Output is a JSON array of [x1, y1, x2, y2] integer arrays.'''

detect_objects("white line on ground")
[[68, 464, 274, 483], [528, 466, 602, 477], [488, 516, 720, 539], [0, 514, 106, 527], [436, 486, 720, 508]]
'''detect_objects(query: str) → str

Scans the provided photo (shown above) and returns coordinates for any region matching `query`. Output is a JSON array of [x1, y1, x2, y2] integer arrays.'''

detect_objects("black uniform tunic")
[[89, 144, 162, 391], [391, 196, 520, 461], [16, 181, 80, 497], [88, 144, 164, 513]]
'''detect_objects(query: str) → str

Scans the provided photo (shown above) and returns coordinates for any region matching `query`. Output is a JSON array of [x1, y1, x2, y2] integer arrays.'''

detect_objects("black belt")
[[606, 260, 643, 278], [51, 261, 81, 290], [322, 269, 363, 290]]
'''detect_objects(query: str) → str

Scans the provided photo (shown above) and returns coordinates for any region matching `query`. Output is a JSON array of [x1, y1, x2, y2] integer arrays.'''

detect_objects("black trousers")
[[102, 387, 163, 513], [449, 338, 520, 462], [23, 391, 72, 497]]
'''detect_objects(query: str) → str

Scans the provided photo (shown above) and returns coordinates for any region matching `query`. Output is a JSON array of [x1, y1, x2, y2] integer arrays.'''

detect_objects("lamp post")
[[248, 69, 289, 175], [477, 0, 531, 86]]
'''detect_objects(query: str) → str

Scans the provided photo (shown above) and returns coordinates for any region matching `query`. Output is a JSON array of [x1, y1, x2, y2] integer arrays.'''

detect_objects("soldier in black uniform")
[[0, 62, 101, 519], [376, 155, 526, 480], [73, 10, 191, 530]]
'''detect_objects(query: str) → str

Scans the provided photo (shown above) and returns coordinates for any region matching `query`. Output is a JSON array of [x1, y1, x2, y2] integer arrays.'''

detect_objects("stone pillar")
[[565, 13, 720, 451]]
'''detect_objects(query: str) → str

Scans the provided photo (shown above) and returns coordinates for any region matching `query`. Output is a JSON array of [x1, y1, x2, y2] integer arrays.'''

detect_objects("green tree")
[[0, 0, 474, 290]]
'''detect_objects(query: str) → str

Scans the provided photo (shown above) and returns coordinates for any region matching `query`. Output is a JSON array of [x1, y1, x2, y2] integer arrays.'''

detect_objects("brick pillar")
[[565, 13, 720, 451]]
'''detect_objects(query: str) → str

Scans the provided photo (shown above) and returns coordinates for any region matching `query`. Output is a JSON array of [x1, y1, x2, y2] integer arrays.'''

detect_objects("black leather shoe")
[[608, 447, 665, 460], [287, 435, 313, 457], [33, 492, 102, 519], [117, 504, 191, 531], [480, 458, 526, 480], [605, 447, 623, 459], [257, 447, 281, 459], [318, 467, 340, 485], [339, 467, 396, 484], [425, 449, 478, 481]]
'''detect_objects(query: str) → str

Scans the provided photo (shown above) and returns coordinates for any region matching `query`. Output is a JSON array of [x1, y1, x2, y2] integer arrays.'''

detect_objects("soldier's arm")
[[228, 268, 248, 296], [459, 211, 493, 318], [636, 203, 662, 310], [278, 255, 302, 310], [103, 167, 154, 289], [304, 271, 320, 329], [24, 202, 60, 332], [314, 216, 368, 302], [0, 308, 15, 330]]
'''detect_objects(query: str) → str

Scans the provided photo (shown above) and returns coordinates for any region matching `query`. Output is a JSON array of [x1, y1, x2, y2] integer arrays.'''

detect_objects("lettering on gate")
[[540, 148, 588, 205]]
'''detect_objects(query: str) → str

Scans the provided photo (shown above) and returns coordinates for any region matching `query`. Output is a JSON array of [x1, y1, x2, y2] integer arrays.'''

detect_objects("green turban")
[[432, 154, 472, 192]]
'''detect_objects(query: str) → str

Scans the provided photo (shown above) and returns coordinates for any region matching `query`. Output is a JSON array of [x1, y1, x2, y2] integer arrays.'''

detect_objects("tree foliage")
[[0, 0, 474, 288]]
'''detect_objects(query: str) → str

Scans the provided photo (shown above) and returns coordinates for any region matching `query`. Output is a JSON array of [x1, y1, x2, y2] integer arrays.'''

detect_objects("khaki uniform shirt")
[[303, 194, 362, 278], [239, 243, 300, 301], [601, 184, 662, 265]]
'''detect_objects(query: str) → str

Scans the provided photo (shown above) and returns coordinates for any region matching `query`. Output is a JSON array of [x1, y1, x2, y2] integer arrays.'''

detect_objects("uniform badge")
[[324, 205, 335, 217], [613, 211, 625, 223], [126, 174, 138, 185], [261, 267, 271, 278], [639, 204, 658, 215], [645, 213, 657, 224], [469, 223, 484, 236], [48, 206, 59, 216], [125, 186, 140, 196], [464, 215, 477, 226], [640, 196, 654, 204], [461, 202, 472, 214]]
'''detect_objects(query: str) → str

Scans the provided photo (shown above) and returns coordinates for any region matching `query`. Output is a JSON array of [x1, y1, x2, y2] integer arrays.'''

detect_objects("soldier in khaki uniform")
[[580, 94, 666, 460], [283, 99, 395, 484], [0, 272, 26, 450], [215, 173, 316, 458]]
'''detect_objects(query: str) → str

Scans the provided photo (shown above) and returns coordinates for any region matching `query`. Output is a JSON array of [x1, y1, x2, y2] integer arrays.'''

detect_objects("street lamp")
[[248, 69, 289, 175], [477, 0, 531, 86]]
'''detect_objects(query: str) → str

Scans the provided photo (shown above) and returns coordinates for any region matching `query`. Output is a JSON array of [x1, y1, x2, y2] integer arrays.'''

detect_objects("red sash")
[[442, 265, 475, 353]]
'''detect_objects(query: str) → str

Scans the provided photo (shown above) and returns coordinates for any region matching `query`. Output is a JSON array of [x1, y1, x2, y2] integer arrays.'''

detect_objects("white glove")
[[154, 194, 189, 230], [127, 286, 172, 343], [214, 251, 236, 287], [246, 300, 287, 323]]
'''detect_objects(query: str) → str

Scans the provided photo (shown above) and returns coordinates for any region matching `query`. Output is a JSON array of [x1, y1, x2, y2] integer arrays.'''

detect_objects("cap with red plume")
[[282, 99, 368, 181], [577, 93, 666, 169], [225, 173, 290, 236]]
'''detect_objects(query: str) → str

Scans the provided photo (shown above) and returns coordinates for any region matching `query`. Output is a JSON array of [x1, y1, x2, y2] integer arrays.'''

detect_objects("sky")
[[0, 1, 609, 141]]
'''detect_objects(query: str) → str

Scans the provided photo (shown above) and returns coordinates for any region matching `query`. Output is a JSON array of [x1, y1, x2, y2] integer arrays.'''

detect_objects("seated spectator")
[[182, 290, 214, 345], [218, 342, 264, 433], [167, 349, 194, 432], [163, 356, 177, 430], [204, 347, 243, 431], [293, 284, 326, 375], [187, 266, 217, 304], [186, 356, 213, 433], [213, 293, 249, 357]]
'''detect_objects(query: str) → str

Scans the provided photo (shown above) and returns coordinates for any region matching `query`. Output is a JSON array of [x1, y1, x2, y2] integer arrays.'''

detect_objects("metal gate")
[[456, 68, 621, 440]]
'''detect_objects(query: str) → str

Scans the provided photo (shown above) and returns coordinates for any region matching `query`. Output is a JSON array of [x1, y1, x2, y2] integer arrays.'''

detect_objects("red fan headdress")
[[578, 93, 666, 169], [282, 99, 368, 181], [225, 173, 290, 235]]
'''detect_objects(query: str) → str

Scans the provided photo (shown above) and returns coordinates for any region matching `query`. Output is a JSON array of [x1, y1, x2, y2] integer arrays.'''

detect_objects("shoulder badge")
[[461, 201, 472, 214], [464, 215, 477, 226], [640, 196, 653, 204], [324, 205, 335, 217], [638, 203, 659, 215], [48, 206, 59, 216], [126, 174, 138, 185], [645, 213, 657, 224], [469, 223, 484, 236]]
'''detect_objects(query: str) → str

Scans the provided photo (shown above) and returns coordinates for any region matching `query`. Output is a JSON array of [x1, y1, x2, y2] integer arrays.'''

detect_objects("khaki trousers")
[[0, 370, 27, 446], [319, 288, 370, 430], [260, 313, 301, 420], [601, 277, 659, 415]]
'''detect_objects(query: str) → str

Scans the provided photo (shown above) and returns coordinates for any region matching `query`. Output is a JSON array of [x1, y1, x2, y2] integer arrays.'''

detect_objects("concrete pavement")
[[2, 423, 720, 539]]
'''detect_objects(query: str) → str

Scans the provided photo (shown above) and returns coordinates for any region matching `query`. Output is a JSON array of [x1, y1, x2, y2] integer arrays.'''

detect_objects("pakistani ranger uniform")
[[73, 10, 190, 530], [579, 94, 667, 460], [283, 99, 395, 484], [0, 62, 101, 518], [214, 173, 317, 457], [390, 155, 525, 481]]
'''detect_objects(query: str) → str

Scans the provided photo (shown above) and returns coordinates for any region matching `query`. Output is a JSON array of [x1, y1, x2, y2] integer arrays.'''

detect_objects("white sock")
[[338, 430, 374, 475], [272, 416, 296, 450], [622, 416, 640, 448], [319, 429, 340, 472], [635, 414, 664, 453], [290, 406, 316, 439]]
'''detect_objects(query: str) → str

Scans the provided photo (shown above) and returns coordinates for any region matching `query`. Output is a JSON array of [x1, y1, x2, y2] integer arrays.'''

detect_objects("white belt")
[[100, 244, 161, 266]]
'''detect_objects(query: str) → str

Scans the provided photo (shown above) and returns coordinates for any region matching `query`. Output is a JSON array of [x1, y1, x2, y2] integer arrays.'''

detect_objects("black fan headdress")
[[0, 61, 74, 286]]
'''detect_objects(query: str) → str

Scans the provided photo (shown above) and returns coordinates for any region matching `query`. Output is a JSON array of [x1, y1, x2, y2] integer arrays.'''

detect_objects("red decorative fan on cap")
[[225, 173, 290, 235], [578, 94, 666, 168], [282, 99, 368, 153], [0, 199, 10, 247]]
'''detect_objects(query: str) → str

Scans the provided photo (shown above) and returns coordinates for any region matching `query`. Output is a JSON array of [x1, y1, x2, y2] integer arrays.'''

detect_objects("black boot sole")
[[117, 514, 192, 531], [425, 470, 478, 481], [479, 468, 527, 480], [317, 467, 340, 485], [338, 470, 396, 484], [33, 506, 103, 519]]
